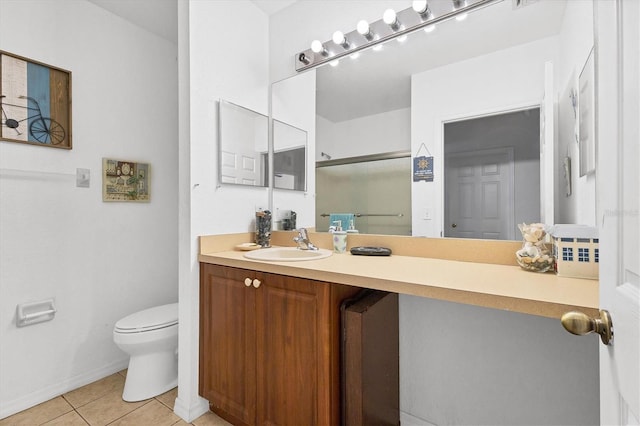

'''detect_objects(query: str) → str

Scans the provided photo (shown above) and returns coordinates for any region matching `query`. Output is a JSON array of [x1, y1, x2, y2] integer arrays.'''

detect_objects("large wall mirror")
[[271, 0, 597, 240], [218, 99, 308, 192]]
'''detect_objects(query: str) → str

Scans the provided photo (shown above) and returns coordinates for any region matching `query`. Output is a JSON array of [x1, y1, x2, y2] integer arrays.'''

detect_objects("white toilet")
[[113, 303, 179, 402]]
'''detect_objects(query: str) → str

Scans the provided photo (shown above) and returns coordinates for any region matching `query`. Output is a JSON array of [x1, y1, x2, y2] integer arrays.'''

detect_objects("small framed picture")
[[1, 50, 72, 149], [102, 158, 150, 202]]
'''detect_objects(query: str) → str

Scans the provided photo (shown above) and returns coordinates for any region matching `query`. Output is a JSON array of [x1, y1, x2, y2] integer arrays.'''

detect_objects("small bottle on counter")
[[255, 210, 272, 247]]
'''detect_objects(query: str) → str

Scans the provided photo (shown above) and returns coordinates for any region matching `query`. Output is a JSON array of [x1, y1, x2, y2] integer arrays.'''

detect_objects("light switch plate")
[[76, 168, 90, 188]]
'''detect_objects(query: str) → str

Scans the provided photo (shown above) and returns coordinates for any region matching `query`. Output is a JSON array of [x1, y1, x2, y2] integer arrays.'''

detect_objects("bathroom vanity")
[[198, 231, 599, 425], [199, 263, 359, 425]]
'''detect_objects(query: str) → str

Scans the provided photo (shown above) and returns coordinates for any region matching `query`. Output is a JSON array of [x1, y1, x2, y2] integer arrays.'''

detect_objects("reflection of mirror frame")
[[218, 99, 268, 188], [272, 119, 307, 191], [578, 47, 596, 177]]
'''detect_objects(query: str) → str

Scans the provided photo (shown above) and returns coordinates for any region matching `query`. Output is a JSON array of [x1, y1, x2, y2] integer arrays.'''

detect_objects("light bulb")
[[424, 24, 436, 33], [332, 30, 349, 48], [311, 40, 324, 54], [356, 20, 369, 35], [383, 9, 397, 26], [357, 20, 373, 39], [412, 0, 429, 14]]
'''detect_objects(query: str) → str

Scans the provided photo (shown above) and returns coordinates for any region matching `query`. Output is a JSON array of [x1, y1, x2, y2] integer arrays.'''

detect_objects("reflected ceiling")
[[316, 0, 567, 123]]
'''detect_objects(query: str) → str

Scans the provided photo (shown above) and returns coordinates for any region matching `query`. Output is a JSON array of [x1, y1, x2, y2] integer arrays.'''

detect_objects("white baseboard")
[[400, 410, 438, 426], [0, 358, 129, 420], [173, 395, 209, 423]]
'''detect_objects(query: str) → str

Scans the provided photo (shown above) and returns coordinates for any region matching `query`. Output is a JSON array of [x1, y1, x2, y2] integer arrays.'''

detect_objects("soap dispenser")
[[332, 221, 347, 253], [346, 219, 359, 234]]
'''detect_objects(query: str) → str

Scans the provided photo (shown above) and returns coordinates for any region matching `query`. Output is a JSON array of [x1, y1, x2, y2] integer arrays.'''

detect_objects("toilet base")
[[122, 350, 178, 402]]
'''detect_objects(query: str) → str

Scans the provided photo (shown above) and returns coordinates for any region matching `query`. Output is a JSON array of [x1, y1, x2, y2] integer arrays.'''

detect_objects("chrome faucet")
[[293, 228, 319, 250]]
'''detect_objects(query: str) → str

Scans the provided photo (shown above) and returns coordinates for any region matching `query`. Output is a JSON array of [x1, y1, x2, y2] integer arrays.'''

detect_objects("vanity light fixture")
[[332, 30, 350, 49], [383, 9, 402, 31], [295, 0, 498, 71]]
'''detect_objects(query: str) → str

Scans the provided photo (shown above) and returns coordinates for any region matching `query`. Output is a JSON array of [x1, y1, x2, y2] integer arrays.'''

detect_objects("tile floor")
[[0, 370, 231, 426]]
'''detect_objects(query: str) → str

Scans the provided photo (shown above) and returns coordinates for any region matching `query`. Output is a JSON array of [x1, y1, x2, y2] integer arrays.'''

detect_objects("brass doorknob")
[[561, 310, 613, 345]]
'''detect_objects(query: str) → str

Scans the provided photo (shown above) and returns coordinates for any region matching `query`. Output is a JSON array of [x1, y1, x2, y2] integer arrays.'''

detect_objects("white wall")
[[554, 0, 596, 226], [316, 107, 411, 160], [272, 71, 316, 229], [400, 296, 599, 426], [411, 37, 558, 238], [176, 0, 270, 421], [269, 2, 599, 425], [0, 0, 178, 418]]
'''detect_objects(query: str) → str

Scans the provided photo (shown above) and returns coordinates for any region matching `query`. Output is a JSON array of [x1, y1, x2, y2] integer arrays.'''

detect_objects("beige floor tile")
[[108, 400, 179, 426], [117, 369, 127, 378], [0, 397, 73, 426], [191, 411, 233, 426], [170, 419, 190, 425], [155, 387, 178, 410], [75, 389, 146, 426], [42, 410, 89, 425], [63, 373, 125, 408]]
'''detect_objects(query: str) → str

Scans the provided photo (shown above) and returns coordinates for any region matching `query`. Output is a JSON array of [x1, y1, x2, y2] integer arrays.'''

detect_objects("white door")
[[597, 1, 640, 424], [444, 148, 514, 240]]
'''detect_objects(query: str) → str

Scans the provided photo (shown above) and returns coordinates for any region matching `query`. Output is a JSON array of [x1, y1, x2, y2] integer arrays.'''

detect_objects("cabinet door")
[[255, 273, 331, 426], [200, 264, 257, 426]]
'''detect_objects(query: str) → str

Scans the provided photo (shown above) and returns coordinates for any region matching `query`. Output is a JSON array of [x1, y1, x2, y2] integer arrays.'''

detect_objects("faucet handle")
[[297, 228, 309, 239]]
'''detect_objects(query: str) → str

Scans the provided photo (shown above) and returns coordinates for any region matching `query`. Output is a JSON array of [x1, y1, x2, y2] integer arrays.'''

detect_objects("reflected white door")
[[597, 1, 640, 424], [220, 150, 263, 186], [444, 148, 514, 240]]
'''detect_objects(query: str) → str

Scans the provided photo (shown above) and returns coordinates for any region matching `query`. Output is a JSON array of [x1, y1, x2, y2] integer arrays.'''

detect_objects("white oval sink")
[[244, 247, 333, 262]]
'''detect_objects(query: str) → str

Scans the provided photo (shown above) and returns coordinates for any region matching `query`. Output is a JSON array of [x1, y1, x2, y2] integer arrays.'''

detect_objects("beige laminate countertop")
[[199, 232, 599, 320]]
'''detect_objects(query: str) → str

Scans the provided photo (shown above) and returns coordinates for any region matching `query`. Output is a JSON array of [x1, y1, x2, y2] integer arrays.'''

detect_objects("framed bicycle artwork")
[[1, 50, 72, 149]]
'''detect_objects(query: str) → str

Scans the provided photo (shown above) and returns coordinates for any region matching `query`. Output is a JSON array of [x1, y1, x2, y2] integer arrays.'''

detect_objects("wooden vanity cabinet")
[[199, 263, 359, 426]]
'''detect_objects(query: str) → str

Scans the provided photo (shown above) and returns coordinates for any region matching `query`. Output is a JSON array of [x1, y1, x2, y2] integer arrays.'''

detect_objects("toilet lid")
[[115, 303, 178, 333]]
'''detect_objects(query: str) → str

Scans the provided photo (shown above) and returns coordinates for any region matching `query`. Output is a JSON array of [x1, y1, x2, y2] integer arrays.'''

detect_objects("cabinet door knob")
[[244, 278, 252, 287], [252, 279, 261, 288]]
